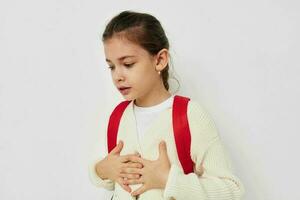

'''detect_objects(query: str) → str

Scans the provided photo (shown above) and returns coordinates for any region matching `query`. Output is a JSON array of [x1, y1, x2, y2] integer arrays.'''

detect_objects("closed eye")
[[124, 63, 134, 68], [108, 66, 115, 70], [107, 63, 134, 70]]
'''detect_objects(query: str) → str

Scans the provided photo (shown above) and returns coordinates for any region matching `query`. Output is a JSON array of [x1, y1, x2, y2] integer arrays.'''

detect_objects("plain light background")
[[1, 0, 299, 199]]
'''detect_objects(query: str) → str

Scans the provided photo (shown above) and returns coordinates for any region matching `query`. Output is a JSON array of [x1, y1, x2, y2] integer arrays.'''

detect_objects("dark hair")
[[102, 10, 179, 93]]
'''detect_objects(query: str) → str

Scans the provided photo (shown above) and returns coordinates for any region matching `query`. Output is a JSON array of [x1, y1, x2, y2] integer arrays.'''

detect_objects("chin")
[[122, 94, 135, 101]]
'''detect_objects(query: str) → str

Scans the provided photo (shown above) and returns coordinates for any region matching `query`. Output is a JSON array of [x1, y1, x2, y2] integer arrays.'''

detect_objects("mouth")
[[118, 87, 131, 95]]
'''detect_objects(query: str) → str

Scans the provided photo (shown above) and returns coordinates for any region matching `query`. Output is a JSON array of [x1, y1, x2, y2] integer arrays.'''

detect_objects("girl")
[[89, 10, 245, 200]]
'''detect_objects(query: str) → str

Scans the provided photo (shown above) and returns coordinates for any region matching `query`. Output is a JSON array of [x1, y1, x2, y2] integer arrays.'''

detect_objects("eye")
[[108, 65, 115, 70], [124, 63, 134, 68]]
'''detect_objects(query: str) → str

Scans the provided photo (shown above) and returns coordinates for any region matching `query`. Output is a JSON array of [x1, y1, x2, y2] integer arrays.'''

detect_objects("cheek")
[[129, 62, 157, 85], [134, 74, 157, 91], [133, 67, 154, 83]]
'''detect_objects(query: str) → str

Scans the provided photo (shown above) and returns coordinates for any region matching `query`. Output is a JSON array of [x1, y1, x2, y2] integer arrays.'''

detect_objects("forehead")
[[104, 37, 147, 62]]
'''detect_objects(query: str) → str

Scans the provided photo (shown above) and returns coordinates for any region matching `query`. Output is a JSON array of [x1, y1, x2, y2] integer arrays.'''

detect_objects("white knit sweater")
[[88, 97, 245, 200]]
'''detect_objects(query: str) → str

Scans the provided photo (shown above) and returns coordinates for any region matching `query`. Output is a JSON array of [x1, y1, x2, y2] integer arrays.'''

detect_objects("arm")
[[163, 100, 245, 200], [87, 112, 115, 191]]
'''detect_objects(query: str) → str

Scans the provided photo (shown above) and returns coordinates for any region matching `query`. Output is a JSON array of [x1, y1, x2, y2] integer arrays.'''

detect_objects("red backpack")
[[107, 95, 195, 174]]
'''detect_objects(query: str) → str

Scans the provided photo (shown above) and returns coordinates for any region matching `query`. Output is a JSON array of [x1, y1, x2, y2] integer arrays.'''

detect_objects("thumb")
[[158, 141, 168, 159], [110, 140, 123, 155]]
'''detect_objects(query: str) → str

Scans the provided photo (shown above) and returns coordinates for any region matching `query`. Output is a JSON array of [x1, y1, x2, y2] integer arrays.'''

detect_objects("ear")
[[155, 48, 169, 72]]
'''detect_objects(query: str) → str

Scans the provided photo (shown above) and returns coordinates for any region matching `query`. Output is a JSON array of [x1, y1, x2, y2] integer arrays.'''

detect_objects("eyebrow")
[[105, 56, 136, 63]]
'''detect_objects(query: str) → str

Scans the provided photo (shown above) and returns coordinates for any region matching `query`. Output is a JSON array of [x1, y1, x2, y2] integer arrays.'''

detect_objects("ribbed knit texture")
[[88, 98, 245, 200]]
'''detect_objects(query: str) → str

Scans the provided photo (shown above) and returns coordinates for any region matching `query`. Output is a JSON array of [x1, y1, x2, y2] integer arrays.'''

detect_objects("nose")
[[117, 76, 124, 82], [113, 67, 125, 82]]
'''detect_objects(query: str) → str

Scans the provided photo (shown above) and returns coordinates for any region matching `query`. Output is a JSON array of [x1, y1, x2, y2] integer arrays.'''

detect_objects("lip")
[[118, 87, 131, 95]]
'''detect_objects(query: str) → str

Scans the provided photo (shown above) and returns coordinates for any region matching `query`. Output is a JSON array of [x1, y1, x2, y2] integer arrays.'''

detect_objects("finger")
[[120, 154, 142, 163], [119, 173, 141, 179], [126, 155, 145, 164], [110, 140, 123, 155], [124, 177, 143, 185], [117, 177, 131, 193], [121, 184, 131, 193], [120, 167, 142, 174], [131, 185, 147, 196], [159, 140, 168, 158], [133, 151, 141, 157], [124, 162, 143, 169], [127, 152, 141, 158]]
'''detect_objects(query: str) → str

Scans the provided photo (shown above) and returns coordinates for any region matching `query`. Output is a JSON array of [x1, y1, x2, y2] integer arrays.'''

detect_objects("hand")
[[95, 140, 143, 193], [122, 141, 171, 197]]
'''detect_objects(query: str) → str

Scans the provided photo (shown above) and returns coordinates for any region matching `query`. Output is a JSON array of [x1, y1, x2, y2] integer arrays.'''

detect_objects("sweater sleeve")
[[163, 100, 245, 200], [88, 157, 115, 190], [87, 111, 115, 191]]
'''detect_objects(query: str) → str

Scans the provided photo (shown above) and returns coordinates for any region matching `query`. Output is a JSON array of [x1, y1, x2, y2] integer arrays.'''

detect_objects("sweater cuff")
[[88, 158, 115, 190], [163, 164, 182, 198]]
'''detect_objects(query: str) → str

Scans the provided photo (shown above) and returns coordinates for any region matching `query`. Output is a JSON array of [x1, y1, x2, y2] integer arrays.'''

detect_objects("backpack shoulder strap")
[[106, 95, 195, 174], [107, 100, 131, 153], [173, 95, 195, 174]]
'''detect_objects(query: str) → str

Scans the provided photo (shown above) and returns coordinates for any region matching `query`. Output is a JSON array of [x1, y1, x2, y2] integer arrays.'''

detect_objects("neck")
[[134, 82, 172, 107]]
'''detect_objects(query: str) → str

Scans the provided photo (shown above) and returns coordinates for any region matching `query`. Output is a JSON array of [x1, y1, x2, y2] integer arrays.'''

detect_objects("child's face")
[[104, 36, 161, 101]]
